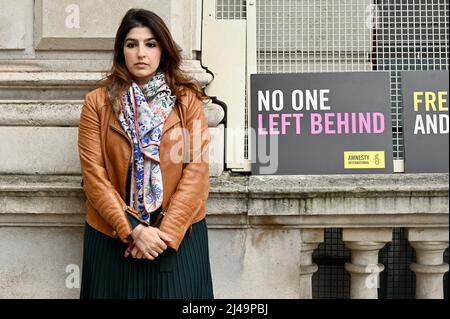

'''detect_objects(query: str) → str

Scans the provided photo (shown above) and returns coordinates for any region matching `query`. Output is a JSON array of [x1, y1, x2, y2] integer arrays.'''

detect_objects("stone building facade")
[[0, 0, 448, 298]]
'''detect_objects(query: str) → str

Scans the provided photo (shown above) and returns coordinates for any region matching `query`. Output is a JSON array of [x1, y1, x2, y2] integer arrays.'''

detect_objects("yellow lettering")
[[425, 91, 437, 111], [413, 92, 423, 112], [438, 91, 448, 111]]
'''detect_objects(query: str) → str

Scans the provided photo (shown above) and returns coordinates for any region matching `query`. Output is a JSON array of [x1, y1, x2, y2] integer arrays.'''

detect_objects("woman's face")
[[123, 26, 162, 86]]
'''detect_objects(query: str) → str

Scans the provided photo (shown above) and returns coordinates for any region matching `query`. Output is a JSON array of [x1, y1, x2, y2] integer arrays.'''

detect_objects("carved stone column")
[[343, 228, 392, 299], [407, 228, 449, 299], [299, 228, 324, 298]]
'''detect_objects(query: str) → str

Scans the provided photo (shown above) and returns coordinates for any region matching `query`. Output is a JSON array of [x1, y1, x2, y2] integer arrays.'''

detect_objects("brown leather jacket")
[[78, 87, 210, 251]]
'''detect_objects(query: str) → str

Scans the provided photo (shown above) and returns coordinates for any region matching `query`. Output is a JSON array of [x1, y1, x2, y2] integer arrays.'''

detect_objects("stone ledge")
[[0, 59, 113, 72], [0, 101, 82, 126], [0, 127, 81, 174], [1, 173, 447, 195], [210, 173, 248, 194], [0, 72, 102, 86], [0, 99, 223, 127], [0, 173, 447, 229], [249, 174, 449, 197], [0, 60, 212, 100], [0, 60, 211, 87], [0, 174, 82, 192]]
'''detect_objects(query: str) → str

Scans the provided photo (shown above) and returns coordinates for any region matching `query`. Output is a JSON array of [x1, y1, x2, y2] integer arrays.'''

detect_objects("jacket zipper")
[[113, 191, 149, 230], [110, 121, 133, 210], [124, 205, 150, 226]]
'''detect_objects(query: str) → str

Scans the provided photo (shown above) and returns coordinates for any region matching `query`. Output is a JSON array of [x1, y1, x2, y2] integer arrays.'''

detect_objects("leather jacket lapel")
[[162, 106, 181, 136]]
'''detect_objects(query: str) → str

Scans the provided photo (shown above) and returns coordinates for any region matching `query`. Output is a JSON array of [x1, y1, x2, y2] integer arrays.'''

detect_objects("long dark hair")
[[98, 8, 205, 114]]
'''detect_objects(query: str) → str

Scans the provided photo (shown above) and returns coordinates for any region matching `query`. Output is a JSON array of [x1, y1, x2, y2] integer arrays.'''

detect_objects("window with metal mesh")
[[444, 248, 449, 299], [378, 228, 416, 299], [312, 228, 351, 299], [216, 0, 247, 19], [374, 0, 449, 160], [313, 228, 448, 299], [255, 0, 449, 161], [379, 229, 449, 299], [212, 0, 449, 298], [257, 0, 372, 73]]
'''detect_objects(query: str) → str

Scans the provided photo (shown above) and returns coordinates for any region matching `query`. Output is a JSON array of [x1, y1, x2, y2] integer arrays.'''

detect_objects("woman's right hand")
[[130, 224, 172, 260]]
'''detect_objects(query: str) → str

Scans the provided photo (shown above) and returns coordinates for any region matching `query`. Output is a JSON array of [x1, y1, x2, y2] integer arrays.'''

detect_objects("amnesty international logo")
[[344, 151, 386, 169]]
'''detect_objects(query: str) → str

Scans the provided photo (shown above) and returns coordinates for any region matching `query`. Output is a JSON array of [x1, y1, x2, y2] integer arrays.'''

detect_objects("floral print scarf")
[[118, 72, 176, 223]]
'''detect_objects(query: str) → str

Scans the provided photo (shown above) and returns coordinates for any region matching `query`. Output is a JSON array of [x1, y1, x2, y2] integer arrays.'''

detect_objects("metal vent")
[[216, 0, 247, 20]]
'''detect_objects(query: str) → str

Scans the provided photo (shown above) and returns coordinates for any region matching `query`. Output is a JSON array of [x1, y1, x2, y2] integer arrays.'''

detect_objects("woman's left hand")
[[129, 224, 172, 260], [130, 244, 153, 260]]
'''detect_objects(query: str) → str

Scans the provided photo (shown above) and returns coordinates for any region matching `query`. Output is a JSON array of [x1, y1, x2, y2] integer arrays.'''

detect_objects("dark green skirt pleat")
[[80, 219, 214, 299]]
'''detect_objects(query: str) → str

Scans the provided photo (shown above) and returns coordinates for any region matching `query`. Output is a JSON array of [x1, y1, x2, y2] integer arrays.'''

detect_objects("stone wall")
[[0, 0, 224, 177], [0, 0, 448, 299], [0, 173, 447, 298]]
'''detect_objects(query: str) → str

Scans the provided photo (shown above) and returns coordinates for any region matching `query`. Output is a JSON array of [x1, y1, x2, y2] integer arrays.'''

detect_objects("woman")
[[78, 8, 213, 299]]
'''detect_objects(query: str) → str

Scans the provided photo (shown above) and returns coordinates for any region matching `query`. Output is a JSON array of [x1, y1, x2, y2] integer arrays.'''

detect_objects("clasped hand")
[[129, 224, 172, 260]]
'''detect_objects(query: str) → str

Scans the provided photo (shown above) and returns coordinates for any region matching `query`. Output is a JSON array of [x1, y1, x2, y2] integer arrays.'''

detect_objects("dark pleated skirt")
[[80, 219, 214, 299]]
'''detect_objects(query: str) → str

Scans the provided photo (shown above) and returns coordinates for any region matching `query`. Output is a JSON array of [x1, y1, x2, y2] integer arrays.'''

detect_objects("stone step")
[[0, 59, 112, 72], [0, 100, 82, 126], [0, 173, 242, 226], [0, 174, 85, 226], [0, 98, 224, 127], [0, 124, 224, 176], [0, 71, 101, 85], [0, 174, 82, 193], [0, 72, 101, 100], [0, 126, 80, 174], [0, 173, 447, 227], [0, 60, 213, 100]]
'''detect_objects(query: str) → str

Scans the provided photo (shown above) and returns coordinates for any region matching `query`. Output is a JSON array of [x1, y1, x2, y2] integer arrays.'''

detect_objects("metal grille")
[[216, 0, 247, 20], [445, 248, 449, 299], [255, 0, 449, 160], [257, 0, 372, 73], [374, 0, 449, 159], [313, 228, 449, 299], [378, 228, 416, 299], [312, 229, 351, 299], [379, 229, 449, 299]]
